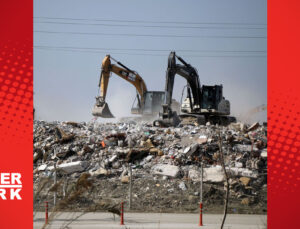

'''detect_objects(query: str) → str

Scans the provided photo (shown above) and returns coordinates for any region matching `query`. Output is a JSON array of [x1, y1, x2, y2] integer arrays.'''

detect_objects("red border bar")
[[268, 0, 300, 228], [0, 0, 33, 228]]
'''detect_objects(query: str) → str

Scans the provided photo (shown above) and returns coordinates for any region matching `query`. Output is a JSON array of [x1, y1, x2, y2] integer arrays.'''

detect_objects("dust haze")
[[34, 75, 266, 124], [35, 83, 266, 124]]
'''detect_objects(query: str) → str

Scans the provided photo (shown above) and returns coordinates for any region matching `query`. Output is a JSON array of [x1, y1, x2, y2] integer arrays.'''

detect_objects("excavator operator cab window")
[[201, 85, 224, 110], [214, 85, 223, 105], [202, 86, 217, 109]]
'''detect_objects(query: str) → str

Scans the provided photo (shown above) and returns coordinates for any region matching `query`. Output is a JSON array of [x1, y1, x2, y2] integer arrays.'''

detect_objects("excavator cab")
[[140, 91, 165, 115], [201, 85, 230, 115], [201, 85, 222, 110], [130, 91, 166, 116]]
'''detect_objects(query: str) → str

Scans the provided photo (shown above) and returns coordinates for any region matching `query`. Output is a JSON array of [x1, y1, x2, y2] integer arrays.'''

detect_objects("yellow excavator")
[[92, 55, 170, 118]]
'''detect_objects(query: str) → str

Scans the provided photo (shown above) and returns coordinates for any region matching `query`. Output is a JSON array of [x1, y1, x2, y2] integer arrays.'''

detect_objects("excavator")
[[155, 51, 236, 126], [92, 55, 171, 118]]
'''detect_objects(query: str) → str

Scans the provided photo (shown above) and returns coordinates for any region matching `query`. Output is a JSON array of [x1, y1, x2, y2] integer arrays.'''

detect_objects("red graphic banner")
[[0, 0, 33, 228], [268, 0, 300, 228]]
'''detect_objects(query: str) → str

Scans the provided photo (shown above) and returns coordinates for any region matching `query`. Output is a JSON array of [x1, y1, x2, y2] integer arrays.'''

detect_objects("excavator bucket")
[[92, 102, 115, 118]]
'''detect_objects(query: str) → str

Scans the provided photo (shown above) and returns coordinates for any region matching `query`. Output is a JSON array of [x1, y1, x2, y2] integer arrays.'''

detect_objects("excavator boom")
[[165, 52, 201, 110]]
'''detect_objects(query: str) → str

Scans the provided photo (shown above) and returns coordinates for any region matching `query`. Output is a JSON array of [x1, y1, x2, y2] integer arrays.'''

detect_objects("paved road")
[[34, 212, 267, 229]]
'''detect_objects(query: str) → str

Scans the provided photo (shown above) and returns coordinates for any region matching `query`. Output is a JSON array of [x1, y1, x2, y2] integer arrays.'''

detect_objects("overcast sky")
[[34, 0, 267, 123]]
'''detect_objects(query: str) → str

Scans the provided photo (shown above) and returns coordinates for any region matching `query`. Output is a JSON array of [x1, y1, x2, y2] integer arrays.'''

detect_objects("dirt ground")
[[34, 176, 267, 214]]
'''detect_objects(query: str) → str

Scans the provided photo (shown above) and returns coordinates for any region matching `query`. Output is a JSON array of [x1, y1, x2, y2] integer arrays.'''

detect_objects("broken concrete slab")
[[121, 176, 129, 183], [203, 166, 224, 183], [151, 164, 180, 178], [188, 169, 201, 181], [183, 143, 198, 157], [197, 135, 208, 144], [57, 161, 88, 174], [38, 164, 48, 171], [235, 144, 258, 152], [90, 168, 108, 176], [247, 122, 259, 132], [228, 167, 258, 178]]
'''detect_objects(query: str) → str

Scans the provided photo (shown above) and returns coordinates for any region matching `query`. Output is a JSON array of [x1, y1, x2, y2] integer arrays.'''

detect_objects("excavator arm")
[[164, 51, 201, 113], [156, 51, 234, 127], [92, 55, 147, 118]]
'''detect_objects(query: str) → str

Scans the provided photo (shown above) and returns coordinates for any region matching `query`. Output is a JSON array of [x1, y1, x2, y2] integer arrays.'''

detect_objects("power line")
[[34, 45, 267, 53], [34, 30, 267, 39], [34, 21, 266, 30], [35, 47, 267, 58], [34, 16, 267, 26]]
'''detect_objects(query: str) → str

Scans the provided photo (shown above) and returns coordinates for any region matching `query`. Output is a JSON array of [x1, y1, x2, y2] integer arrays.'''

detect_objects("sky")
[[34, 0, 267, 123]]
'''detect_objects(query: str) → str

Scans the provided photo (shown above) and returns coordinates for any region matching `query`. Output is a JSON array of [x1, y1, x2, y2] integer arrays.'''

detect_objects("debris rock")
[[241, 198, 250, 205], [58, 161, 88, 174], [203, 166, 224, 183], [151, 164, 180, 178], [33, 119, 267, 214], [239, 177, 251, 186], [121, 176, 129, 184], [179, 181, 187, 191], [247, 122, 260, 132]]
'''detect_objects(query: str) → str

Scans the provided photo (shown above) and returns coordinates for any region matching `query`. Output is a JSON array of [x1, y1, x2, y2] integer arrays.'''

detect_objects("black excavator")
[[154, 51, 236, 127]]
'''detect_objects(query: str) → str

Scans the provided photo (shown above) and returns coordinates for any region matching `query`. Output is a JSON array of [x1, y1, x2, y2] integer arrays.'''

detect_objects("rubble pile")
[[34, 120, 267, 214]]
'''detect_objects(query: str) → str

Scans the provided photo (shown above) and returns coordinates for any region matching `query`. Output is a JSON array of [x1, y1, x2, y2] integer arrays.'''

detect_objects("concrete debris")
[[239, 177, 251, 186], [197, 135, 208, 144], [179, 181, 187, 191], [235, 162, 243, 168], [188, 169, 201, 181], [203, 166, 224, 183], [34, 120, 267, 213], [261, 149, 267, 158], [151, 164, 180, 178], [228, 168, 258, 178], [183, 143, 198, 157], [38, 164, 47, 171], [57, 161, 88, 174], [234, 144, 258, 153], [90, 168, 108, 176], [121, 176, 129, 183], [241, 198, 250, 205], [247, 122, 260, 132]]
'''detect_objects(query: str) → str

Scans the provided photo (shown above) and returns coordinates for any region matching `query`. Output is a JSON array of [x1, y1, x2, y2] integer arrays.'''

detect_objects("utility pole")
[[53, 163, 57, 206], [129, 164, 132, 210], [63, 175, 68, 198], [219, 131, 229, 229], [200, 161, 203, 204], [199, 161, 203, 226]]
